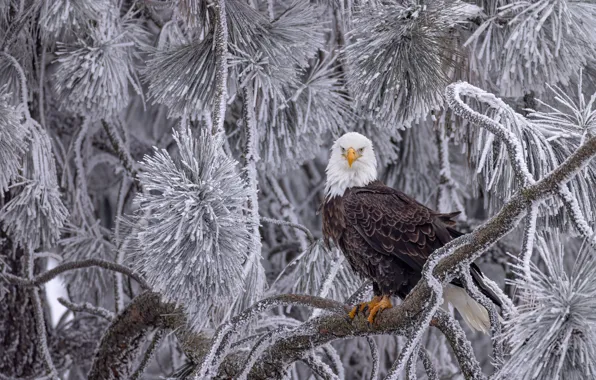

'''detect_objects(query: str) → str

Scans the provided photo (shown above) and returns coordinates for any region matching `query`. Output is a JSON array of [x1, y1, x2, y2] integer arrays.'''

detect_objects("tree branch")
[[260, 216, 315, 244], [57, 297, 115, 321], [432, 309, 486, 380], [130, 329, 165, 380], [2, 259, 150, 290], [211, 0, 228, 136]]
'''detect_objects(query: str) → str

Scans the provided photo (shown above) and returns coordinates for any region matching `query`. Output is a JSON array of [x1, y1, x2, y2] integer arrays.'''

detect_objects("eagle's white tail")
[[442, 285, 490, 334]]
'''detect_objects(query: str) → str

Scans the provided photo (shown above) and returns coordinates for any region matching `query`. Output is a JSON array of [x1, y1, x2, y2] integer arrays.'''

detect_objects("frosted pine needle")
[[0, 125, 68, 250], [0, 93, 26, 193], [130, 122, 252, 331], [346, 1, 459, 128], [498, 238, 596, 380], [52, 12, 147, 118]]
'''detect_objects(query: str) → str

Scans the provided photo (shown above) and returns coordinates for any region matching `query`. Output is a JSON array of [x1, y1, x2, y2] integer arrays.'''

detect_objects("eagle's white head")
[[325, 132, 377, 198]]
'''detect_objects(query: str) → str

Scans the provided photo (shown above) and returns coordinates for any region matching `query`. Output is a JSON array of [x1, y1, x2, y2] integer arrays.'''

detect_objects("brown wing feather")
[[343, 181, 455, 272]]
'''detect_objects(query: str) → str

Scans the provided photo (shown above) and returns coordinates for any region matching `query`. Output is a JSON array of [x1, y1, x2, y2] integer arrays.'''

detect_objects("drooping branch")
[[459, 268, 504, 371], [2, 259, 150, 290], [446, 82, 535, 186], [520, 203, 539, 278], [367, 337, 380, 380], [431, 309, 486, 380], [558, 185, 596, 247]]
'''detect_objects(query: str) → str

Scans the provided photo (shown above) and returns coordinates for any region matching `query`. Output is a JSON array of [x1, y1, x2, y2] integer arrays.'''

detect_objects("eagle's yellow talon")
[[348, 296, 383, 320], [348, 305, 359, 320], [367, 295, 392, 324]]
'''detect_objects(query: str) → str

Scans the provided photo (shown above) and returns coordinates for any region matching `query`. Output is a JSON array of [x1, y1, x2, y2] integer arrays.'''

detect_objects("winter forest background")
[[1, 0, 596, 379]]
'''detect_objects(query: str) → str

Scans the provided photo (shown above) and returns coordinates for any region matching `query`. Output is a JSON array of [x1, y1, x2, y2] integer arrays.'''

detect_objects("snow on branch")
[[446, 82, 535, 186], [459, 267, 504, 370]]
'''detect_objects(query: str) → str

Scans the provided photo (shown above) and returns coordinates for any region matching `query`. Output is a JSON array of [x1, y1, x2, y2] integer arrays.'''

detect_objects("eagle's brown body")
[[322, 180, 500, 304]]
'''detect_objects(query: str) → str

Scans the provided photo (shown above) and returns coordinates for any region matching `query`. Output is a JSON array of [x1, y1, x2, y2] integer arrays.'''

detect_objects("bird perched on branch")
[[322, 132, 501, 332]]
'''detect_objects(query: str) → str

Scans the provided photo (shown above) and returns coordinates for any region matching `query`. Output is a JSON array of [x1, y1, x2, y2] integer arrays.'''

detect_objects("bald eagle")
[[322, 132, 501, 332]]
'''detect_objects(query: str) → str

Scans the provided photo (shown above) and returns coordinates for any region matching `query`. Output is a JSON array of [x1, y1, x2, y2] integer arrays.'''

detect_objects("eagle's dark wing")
[[343, 181, 502, 307], [342, 182, 455, 272]]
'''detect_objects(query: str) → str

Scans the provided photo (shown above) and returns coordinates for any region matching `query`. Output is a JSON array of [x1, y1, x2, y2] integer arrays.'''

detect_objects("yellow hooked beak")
[[346, 147, 359, 168]]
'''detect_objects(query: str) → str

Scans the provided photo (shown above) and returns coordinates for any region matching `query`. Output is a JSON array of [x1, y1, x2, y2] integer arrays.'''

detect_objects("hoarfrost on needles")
[[129, 122, 252, 331]]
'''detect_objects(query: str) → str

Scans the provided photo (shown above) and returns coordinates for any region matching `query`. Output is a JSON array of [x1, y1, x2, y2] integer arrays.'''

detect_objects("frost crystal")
[[130, 122, 252, 330]]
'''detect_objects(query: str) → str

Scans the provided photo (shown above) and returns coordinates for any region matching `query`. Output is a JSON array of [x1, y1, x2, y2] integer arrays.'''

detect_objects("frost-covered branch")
[[57, 297, 115, 321], [367, 337, 380, 380], [130, 329, 165, 380], [459, 268, 504, 370], [418, 348, 438, 380], [195, 294, 350, 378], [446, 82, 535, 186], [2, 259, 150, 290], [558, 185, 596, 247], [211, 0, 228, 136], [260, 216, 315, 244], [432, 309, 486, 380], [101, 119, 139, 182], [520, 204, 539, 278]]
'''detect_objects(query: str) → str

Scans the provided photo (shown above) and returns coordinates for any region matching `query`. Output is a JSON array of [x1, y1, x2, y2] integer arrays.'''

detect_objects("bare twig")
[[130, 329, 165, 380], [57, 297, 115, 321], [260, 216, 315, 244], [101, 120, 139, 182]]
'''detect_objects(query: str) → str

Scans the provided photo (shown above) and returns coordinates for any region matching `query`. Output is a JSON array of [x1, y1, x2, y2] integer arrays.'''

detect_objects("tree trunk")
[[0, 232, 45, 377]]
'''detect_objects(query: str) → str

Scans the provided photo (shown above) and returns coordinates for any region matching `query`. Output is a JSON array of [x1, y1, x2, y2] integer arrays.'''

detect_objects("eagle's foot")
[[367, 295, 392, 324], [348, 296, 382, 320]]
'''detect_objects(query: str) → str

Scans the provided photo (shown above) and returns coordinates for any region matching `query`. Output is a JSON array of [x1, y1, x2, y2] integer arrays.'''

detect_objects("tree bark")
[[0, 233, 45, 378]]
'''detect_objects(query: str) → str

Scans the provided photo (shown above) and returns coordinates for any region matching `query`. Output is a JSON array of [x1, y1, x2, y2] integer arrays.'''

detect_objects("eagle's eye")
[[340, 147, 346, 154], [358, 148, 364, 154]]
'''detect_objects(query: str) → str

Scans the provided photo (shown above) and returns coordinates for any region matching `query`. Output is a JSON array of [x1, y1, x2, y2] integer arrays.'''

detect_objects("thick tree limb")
[[87, 293, 181, 380]]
